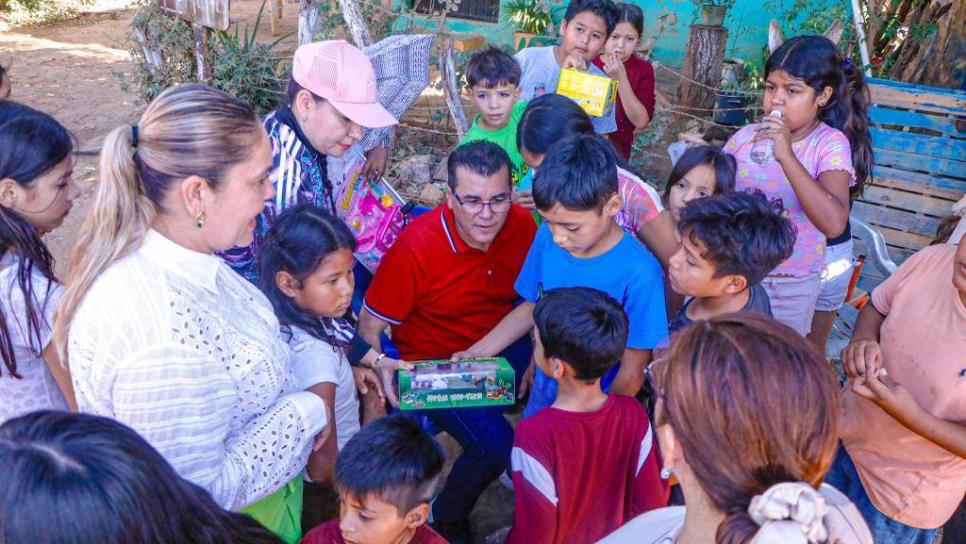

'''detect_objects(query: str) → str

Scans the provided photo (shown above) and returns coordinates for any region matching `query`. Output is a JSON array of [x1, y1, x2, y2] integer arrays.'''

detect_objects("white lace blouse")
[[0, 253, 67, 425], [69, 230, 327, 510]]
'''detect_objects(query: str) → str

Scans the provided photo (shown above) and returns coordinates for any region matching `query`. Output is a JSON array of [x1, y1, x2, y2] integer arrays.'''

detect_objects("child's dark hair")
[[661, 145, 737, 207], [465, 46, 521, 89], [447, 140, 512, 192], [534, 287, 628, 381], [335, 414, 444, 514], [679, 191, 796, 286], [257, 204, 357, 345], [613, 2, 644, 37], [517, 94, 594, 157], [564, 0, 619, 36], [533, 134, 618, 212], [0, 101, 71, 379], [0, 411, 283, 544], [766, 36, 873, 197]]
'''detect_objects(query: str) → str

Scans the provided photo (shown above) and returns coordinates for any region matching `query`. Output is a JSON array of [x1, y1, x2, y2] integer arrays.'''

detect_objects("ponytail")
[[717, 510, 761, 544], [51, 124, 154, 361], [767, 36, 875, 198], [0, 101, 70, 378], [52, 84, 262, 362], [836, 61, 873, 197]]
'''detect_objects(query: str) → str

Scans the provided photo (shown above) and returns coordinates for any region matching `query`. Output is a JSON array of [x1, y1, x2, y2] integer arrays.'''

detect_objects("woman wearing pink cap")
[[220, 39, 410, 412]]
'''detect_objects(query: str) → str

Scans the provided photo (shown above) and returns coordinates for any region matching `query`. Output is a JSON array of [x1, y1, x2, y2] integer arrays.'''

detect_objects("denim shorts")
[[815, 239, 856, 312]]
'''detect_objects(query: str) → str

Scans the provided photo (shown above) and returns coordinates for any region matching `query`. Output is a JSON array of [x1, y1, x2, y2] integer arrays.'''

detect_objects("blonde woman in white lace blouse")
[[52, 84, 328, 541]]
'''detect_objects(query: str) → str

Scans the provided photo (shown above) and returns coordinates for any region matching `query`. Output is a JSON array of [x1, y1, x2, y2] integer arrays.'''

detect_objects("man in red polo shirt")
[[359, 141, 536, 543]]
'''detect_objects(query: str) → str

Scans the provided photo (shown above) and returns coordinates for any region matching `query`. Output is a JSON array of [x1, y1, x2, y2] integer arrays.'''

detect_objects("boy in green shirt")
[[460, 46, 529, 187]]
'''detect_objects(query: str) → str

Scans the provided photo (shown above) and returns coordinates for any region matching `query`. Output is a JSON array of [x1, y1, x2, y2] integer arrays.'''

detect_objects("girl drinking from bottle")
[[722, 35, 873, 336]]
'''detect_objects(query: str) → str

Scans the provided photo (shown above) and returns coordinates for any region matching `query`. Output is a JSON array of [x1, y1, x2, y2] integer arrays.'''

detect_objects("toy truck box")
[[398, 358, 515, 410], [556, 67, 617, 118]]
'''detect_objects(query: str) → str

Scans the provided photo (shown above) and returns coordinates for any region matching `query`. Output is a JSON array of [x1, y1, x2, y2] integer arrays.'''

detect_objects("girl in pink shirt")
[[723, 35, 873, 336]]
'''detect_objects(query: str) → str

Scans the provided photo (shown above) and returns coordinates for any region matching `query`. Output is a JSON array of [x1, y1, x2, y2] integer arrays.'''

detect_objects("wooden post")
[[440, 35, 468, 139], [270, 0, 284, 36], [192, 23, 212, 82], [336, 0, 374, 48], [676, 24, 728, 113]]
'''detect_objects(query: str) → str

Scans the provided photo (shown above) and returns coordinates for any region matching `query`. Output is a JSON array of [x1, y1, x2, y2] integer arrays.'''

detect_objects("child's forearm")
[[470, 302, 535, 357], [850, 303, 885, 344], [778, 155, 850, 237], [610, 348, 650, 396], [616, 77, 651, 129], [890, 401, 966, 458]]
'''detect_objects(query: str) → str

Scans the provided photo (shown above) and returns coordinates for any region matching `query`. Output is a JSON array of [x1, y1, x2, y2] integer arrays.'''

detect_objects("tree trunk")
[[336, 0, 373, 48], [890, 0, 963, 88], [192, 23, 211, 82], [677, 24, 728, 113], [298, 0, 322, 46], [439, 35, 468, 139], [132, 25, 162, 79]]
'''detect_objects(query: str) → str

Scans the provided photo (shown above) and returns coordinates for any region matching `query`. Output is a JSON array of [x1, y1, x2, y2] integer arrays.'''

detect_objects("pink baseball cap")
[[292, 40, 398, 128]]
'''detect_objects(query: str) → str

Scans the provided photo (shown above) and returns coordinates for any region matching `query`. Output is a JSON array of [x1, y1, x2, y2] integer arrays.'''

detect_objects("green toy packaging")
[[398, 357, 515, 410]]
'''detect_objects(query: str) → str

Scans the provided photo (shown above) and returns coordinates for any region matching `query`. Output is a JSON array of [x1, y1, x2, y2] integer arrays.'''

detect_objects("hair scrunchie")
[[131, 124, 139, 149], [747, 482, 829, 544]]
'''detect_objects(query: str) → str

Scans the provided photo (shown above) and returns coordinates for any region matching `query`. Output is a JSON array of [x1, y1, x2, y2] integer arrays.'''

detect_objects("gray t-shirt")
[[514, 46, 617, 135]]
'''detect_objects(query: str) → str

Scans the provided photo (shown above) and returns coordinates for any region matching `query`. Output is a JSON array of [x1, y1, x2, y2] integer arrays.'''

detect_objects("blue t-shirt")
[[516, 224, 668, 349], [517, 225, 668, 417]]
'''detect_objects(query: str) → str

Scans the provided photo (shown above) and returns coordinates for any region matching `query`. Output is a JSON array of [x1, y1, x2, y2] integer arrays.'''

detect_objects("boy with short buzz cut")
[[459, 46, 529, 187], [515, 0, 619, 135], [507, 287, 668, 544], [300, 414, 448, 544], [457, 134, 667, 416], [666, 191, 796, 336]]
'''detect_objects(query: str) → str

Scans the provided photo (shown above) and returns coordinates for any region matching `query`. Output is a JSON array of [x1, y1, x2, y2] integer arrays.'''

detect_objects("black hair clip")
[[131, 124, 139, 149]]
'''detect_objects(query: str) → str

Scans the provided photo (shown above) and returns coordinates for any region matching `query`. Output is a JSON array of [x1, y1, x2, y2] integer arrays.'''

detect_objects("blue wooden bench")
[[828, 77, 965, 358]]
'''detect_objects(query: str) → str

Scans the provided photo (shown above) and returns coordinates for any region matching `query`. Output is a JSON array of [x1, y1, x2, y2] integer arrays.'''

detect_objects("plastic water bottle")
[[750, 110, 782, 165]]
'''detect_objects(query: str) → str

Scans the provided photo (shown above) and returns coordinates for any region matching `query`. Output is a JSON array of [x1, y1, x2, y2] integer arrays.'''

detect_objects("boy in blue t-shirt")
[[455, 134, 667, 416]]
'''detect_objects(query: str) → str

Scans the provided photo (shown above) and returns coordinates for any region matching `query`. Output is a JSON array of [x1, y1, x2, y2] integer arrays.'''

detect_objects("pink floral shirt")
[[725, 122, 855, 277], [616, 166, 664, 236]]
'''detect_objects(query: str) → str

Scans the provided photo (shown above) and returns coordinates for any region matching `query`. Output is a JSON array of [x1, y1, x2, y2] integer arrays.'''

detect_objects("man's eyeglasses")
[[452, 192, 512, 214]]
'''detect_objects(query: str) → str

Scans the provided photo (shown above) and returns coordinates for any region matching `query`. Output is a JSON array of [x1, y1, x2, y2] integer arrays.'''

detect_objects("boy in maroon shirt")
[[508, 287, 668, 544], [301, 415, 448, 544]]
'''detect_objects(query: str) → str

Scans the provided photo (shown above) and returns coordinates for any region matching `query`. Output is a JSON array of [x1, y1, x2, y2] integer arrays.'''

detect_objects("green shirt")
[[460, 100, 530, 187]]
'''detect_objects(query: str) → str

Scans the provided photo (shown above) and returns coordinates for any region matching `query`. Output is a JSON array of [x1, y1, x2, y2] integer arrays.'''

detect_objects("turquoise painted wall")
[[394, 0, 851, 65]]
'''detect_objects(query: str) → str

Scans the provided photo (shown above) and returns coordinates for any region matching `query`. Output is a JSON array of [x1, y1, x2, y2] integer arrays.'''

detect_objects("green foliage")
[[125, 0, 287, 115], [503, 0, 552, 35], [1, 0, 95, 26]]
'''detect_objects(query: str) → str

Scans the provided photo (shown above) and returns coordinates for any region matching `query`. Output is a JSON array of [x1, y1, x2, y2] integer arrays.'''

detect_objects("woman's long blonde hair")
[[52, 83, 261, 361]]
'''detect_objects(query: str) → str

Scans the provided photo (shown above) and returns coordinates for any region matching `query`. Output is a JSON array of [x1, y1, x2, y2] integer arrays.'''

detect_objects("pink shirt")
[[840, 244, 966, 529], [724, 123, 855, 277], [615, 166, 664, 236]]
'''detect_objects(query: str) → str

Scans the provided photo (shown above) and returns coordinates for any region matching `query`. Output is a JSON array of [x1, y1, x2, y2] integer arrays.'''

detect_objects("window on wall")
[[413, 0, 500, 23]]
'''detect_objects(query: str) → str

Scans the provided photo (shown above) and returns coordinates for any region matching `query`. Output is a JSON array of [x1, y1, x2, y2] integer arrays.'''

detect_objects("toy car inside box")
[[556, 68, 617, 117], [398, 358, 515, 410]]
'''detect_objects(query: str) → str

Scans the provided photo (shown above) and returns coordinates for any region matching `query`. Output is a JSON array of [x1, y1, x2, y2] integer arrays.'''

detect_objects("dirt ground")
[[0, 2, 688, 540]]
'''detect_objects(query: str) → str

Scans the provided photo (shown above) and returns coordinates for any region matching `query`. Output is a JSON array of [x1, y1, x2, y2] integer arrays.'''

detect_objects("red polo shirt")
[[363, 204, 536, 360]]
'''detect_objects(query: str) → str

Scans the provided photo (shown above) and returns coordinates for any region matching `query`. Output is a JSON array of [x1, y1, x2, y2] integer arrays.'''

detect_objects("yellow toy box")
[[556, 68, 617, 117]]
